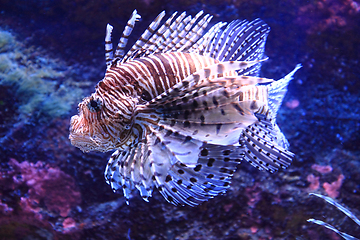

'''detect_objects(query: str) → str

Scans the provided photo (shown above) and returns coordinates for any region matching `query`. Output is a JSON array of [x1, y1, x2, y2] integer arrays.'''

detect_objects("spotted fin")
[[105, 122, 244, 206], [104, 142, 154, 204], [241, 115, 294, 173], [141, 60, 271, 145], [235, 65, 301, 172], [146, 124, 244, 206], [151, 75, 272, 109], [152, 85, 267, 145], [146, 59, 270, 108]]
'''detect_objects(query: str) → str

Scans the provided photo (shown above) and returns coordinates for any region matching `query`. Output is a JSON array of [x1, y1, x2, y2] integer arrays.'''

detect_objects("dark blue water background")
[[0, 0, 359, 239]]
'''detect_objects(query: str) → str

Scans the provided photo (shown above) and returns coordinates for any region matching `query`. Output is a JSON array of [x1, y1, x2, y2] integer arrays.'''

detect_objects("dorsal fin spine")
[[114, 10, 141, 62], [142, 12, 178, 54], [122, 11, 166, 63], [105, 24, 114, 68]]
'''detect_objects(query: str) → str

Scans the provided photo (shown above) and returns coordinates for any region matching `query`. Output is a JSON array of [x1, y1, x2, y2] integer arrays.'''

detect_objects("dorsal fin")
[[106, 10, 269, 78], [193, 18, 270, 76], [106, 10, 214, 65], [124, 11, 213, 60], [122, 11, 166, 62], [104, 10, 141, 68], [139, 12, 178, 54], [114, 10, 141, 62], [105, 24, 114, 68]]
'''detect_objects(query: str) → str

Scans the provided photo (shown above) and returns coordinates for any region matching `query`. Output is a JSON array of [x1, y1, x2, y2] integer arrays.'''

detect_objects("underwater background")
[[0, 0, 359, 239]]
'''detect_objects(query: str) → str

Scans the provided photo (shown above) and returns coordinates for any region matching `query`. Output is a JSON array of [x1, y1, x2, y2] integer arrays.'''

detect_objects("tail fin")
[[241, 65, 301, 172], [267, 64, 302, 120], [266, 64, 302, 149]]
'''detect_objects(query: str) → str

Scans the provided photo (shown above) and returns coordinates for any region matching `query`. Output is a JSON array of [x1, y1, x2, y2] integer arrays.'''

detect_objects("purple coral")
[[0, 158, 82, 238], [297, 0, 360, 33], [9, 158, 82, 217]]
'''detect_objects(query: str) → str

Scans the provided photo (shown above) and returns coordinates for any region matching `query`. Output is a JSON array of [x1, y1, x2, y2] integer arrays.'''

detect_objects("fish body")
[[69, 10, 300, 206]]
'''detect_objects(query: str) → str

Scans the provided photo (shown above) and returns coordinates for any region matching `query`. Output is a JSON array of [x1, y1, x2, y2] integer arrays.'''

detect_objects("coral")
[[306, 162, 344, 198], [8, 158, 82, 217], [0, 158, 82, 238], [0, 30, 15, 52], [285, 99, 300, 109], [0, 199, 13, 215], [323, 174, 345, 198], [245, 183, 262, 209], [312, 164, 333, 174], [297, 0, 360, 33], [0, 28, 87, 158], [307, 174, 320, 190], [62, 217, 77, 233]]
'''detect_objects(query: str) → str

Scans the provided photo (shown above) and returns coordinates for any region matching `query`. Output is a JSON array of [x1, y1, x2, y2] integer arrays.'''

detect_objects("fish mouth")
[[69, 115, 95, 152], [69, 131, 102, 152], [69, 115, 113, 152]]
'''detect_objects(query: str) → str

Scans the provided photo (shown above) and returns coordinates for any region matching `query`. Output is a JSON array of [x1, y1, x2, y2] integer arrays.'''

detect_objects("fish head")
[[69, 92, 134, 153]]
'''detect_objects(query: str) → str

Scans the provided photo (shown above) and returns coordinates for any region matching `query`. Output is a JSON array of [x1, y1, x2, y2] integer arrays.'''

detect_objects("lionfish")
[[69, 10, 300, 206]]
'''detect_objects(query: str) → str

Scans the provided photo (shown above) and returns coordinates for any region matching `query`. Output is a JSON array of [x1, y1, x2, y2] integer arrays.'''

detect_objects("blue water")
[[0, 1, 359, 239]]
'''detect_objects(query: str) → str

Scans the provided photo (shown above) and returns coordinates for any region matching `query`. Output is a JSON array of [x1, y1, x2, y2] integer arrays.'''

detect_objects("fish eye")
[[90, 100, 98, 108], [88, 98, 102, 112], [141, 90, 152, 101]]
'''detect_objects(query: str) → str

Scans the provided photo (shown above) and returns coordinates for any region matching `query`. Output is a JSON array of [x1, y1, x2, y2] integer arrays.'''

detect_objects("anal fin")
[[241, 119, 294, 173]]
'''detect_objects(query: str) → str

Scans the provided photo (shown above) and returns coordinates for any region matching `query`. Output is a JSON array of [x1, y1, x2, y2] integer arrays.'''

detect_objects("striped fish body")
[[103, 52, 223, 100], [69, 10, 301, 206]]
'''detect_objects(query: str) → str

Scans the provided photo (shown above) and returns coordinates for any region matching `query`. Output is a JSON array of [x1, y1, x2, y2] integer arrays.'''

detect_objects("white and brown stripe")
[[98, 52, 222, 100], [69, 10, 299, 207]]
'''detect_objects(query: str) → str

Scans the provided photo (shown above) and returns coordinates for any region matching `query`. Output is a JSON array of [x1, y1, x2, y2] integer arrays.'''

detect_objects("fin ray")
[[241, 118, 294, 172], [147, 125, 243, 206], [268, 64, 302, 119]]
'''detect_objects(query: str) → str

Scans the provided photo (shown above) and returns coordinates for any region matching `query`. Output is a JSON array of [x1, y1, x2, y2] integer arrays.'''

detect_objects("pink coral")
[[306, 174, 320, 190], [250, 226, 258, 234], [323, 174, 345, 198], [311, 164, 333, 174], [297, 0, 360, 33], [19, 196, 43, 220], [63, 217, 77, 233], [285, 99, 300, 109], [0, 158, 82, 237], [245, 184, 262, 208], [8, 158, 81, 217]]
